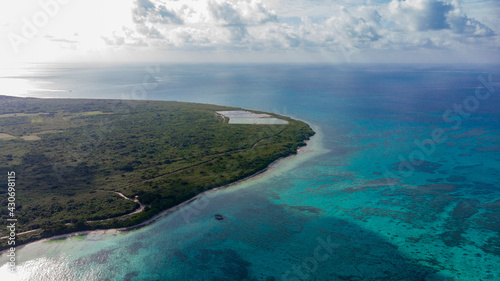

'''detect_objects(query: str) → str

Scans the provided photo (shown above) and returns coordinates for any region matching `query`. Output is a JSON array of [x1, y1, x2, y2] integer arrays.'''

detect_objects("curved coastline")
[[0, 120, 325, 256]]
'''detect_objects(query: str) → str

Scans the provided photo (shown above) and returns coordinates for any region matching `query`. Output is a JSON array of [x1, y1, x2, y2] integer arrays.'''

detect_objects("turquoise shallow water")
[[1, 64, 500, 280]]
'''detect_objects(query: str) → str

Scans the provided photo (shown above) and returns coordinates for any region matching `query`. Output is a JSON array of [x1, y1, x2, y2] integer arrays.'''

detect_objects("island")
[[0, 95, 314, 250]]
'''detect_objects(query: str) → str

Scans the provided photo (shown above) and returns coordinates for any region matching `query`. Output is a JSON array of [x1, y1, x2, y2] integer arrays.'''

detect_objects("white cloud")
[[133, 0, 184, 24], [446, 7, 494, 37], [102, 0, 280, 48], [111, 0, 494, 56], [388, 0, 453, 31], [208, 0, 277, 25], [1, 0, 498, 63], [388, 0, 494, 37]]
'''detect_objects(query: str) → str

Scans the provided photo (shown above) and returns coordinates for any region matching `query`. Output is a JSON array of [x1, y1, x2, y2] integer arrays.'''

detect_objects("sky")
[[0, 0, 499, 64]]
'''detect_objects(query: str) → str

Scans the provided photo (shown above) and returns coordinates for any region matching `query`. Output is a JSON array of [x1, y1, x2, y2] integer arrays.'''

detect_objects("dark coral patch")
[[74, 248, 116, 266], [124, 271, 139, 281], [482, 236, 500, 256], [127, 241, 143, 255], [342, 178, 401, 193], [440, 231, 466, 247], [451, 200, 479, 219], [451, 128, 490, 138], [417, 183, 458, 193], [446, 175, 466, 182], [197, 249, 252, 280], [474, 145, 500, 152], [426, 178, 443, 183], [453, 164, 482, 170], [391, 160, 442, 174], [287, 205, 323, 214]]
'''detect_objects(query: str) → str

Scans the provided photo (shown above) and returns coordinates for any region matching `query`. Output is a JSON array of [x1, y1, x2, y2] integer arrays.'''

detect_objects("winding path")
[[86, 191, 147, 223], [0, 191, 147, 240], [0, 228, 41, 240]]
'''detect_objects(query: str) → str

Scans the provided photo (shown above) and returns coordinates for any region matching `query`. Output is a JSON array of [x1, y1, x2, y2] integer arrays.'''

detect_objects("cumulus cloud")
[[109, 0, 280, 46], [133, 0, 183, 24], [388, 0, 494, 37], [446, 7, 494, 37], [208, 0, 277, 25], [324, 9, 382, 49], [206, 0, 278, 42], [101, 0, 496, 60], [389, 0, 453, 31]]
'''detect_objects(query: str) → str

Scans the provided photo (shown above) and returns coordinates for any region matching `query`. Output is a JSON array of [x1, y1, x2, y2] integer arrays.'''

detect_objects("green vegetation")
[[0, 95, 314, 250]]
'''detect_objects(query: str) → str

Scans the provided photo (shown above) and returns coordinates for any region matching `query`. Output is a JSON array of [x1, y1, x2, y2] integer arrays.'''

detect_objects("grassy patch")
[[0, 133, 16, 140], [20, 135, 41, 141]]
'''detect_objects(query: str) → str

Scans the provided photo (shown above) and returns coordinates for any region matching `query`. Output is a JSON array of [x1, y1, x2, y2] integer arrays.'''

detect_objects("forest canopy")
[[0, 95, 314, 249]]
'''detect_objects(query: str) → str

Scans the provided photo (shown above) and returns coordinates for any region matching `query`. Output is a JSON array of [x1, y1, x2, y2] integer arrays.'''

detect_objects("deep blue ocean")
[[1, 64, 500, 280]]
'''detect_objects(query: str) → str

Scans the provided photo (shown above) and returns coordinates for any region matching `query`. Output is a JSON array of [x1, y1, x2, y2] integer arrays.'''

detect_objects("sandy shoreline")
[[1, 121, 326, 256]]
